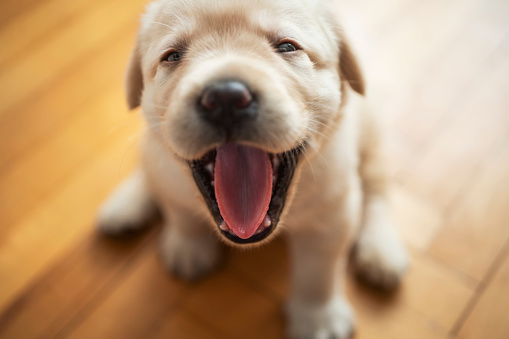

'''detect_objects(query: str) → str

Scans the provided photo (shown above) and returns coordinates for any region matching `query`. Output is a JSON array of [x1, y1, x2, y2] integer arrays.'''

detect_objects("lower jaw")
[[221, 223, 275, 244]]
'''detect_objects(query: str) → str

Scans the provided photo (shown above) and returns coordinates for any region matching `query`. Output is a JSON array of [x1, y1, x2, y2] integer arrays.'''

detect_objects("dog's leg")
[[355, 194, 408, 289], [160, 208, 220, 281], [286, 194, 358, 339], [354, 112, 408, 289], [97, 169, 156, 235]]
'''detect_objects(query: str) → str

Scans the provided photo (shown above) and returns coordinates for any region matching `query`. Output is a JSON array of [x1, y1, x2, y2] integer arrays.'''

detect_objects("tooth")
[[272, 157, 280, 171], [272, 175, 277, 186], [255, 226, 264, 234], [263, 215, 272, 227], [211, 180, 214, 187], [229, 230, 236, 236], [205, 163, 214, 175], [219, 222, 229, 231]]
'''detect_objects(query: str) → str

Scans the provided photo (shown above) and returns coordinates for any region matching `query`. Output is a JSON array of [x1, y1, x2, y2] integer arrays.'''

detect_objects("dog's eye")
[[165, 51, 182, 62], [277, 42, 297, 53]]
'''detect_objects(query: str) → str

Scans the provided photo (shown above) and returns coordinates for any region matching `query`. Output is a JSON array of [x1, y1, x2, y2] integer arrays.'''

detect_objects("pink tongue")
[[215, 144, 273, 239]]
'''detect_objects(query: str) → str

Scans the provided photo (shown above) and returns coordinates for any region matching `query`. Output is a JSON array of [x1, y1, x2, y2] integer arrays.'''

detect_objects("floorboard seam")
[[450, 238, 509, 336]]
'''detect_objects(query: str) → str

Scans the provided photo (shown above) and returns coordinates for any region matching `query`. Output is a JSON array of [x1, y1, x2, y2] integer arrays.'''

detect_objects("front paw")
[[97, 171, 155, 236], [160, 227, 220, 281], [286, 296, 355, 339]]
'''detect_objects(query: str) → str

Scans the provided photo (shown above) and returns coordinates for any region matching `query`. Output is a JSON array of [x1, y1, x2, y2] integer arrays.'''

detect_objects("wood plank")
[[429, 147, 509, 282], [336, 0, 411, 37], [181, 268, 285, 339], [458, 245, 509, 339], [0, 84, 140, 232], [149, 309, 223, 339], [395, 251, 473, 331], [398, 35, 509, 212], [0, 0, 144, 117], [341, 0, 489, 182], [0, 120, 140, 311], [0, 0, 95, 66], [0, 27, 136, 168], [357, 0, 485, 125], [228, 236, 289, 299], [426, 44, 509, 281], [351, 289, 448, 339], [0, 0, 42, 25], [0, 228, 156, 339], [394, 0, 509, 144], [65, 243, 187, 339]]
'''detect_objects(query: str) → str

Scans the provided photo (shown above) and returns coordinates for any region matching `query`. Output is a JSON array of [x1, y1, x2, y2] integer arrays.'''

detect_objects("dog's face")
[[127, 0, 364, 245]]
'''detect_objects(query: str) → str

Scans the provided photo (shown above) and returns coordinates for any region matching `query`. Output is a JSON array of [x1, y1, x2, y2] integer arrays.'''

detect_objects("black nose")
[[198, 80, 257, 134]]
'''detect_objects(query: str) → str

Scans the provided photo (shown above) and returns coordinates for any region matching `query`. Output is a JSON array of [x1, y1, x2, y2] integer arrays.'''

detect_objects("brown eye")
[[277, 42, 297, 53], [166, 51, 182, 62]]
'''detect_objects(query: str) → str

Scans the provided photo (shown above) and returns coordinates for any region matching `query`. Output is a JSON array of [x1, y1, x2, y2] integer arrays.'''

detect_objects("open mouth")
[[189, 143, 301, 244]]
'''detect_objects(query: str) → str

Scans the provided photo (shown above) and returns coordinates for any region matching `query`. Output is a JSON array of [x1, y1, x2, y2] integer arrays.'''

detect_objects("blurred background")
[[0, 0, 508, 338]]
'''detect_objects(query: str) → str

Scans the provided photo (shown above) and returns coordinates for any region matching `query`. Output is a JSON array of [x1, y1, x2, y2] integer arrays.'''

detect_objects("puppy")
[[98, 0, 408, 337]]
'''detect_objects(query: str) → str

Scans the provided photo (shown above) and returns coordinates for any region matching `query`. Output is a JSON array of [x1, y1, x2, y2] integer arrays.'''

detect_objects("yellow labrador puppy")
[[98, 0, 408, 337]]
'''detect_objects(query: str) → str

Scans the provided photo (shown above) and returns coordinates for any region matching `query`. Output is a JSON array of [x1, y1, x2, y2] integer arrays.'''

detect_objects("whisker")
[[302, 146, 317, 184], [150, 21, 172, 30], [118, 130, 144, 176], [307, 141, 330, 171], [306, 124, 332, 141]]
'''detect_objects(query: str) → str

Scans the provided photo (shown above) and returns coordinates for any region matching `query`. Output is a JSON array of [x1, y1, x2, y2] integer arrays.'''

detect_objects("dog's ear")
[[125, 39, 143, 110], [338, 30, 365, 95]]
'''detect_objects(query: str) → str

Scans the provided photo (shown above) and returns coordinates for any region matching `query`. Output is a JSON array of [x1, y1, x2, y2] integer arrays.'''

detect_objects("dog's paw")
[[97, 171, 155, 236], [286, 296, 355, 339], [354, 226, 409, 289], [160, 227, 220, 281]]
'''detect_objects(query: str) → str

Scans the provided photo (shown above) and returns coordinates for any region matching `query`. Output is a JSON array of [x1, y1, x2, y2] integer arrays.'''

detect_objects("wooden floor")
[[1, 0, 509, 338]]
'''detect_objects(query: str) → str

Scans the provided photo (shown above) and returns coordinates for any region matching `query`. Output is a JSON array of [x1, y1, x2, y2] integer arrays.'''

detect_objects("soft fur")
[[98, 0, 408, 337]]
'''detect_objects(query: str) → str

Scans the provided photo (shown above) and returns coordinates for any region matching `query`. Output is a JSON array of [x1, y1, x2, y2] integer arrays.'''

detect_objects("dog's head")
[[127, 0, 364, 245]]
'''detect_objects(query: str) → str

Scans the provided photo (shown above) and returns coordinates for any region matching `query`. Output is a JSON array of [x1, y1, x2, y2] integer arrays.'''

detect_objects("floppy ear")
[[125, 40, 144, 110], [338, 32, 365, 95]]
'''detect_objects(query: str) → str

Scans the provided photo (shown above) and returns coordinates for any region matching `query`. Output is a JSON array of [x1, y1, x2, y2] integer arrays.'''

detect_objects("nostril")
[[228, 82, 252, 109], [200, 80, 253, 112], [200, 88, 220, 111]]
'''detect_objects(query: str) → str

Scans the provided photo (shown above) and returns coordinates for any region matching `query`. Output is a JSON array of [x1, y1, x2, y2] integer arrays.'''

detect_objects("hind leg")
[[355, 194, 408, 288], [354, 110, 408, 289], [97, 169, 157, 235]]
